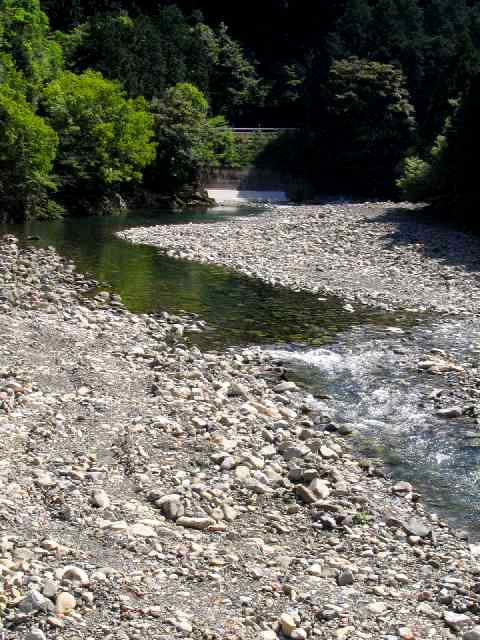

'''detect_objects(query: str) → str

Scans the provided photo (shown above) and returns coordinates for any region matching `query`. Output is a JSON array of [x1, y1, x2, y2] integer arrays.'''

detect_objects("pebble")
[[56, 591, 76, 615], [337, 570, 354, 586], [367, 602, 388, 615], [17, 590, 51, 613], [280, 613, 297, 636], [91, 488, 110, 508], [59, 566, 89, 585], [176, 516, 214, 530]]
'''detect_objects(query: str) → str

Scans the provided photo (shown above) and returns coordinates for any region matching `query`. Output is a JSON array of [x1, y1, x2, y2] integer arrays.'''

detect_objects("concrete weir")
[[205, 168, 291, 204], [207, 188, 288, 204]]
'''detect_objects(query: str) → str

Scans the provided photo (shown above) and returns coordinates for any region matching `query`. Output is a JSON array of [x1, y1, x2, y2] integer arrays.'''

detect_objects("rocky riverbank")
[[2, 232, 480, 640], [120, 202, 480, 315]]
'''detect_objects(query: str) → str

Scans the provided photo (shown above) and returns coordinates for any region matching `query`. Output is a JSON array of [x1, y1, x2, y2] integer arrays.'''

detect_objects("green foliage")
[[210, 130, 283, 170], [145, 82, 213, 200], [399, 76, 480, 223], [209, 23, 265, 122], [0, 87, 58, 221], [59, 8, 262, 122], [61, 8, 185, 100], [0, 0, 63, 104], [316, 57, 416, 195], [332, 0, 480, 141], [42, 70, 156, 213], [397, 155, 434, 201]]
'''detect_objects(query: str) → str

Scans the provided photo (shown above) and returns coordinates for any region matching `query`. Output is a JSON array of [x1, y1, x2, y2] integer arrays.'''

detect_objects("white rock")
[[176, 516, 214, 530], [309, 478, 331, 499], [367, 602, 387, 615], [91, 489, 110, 508], [56, 591, 76, 615], [320, 445, 337, 459], [280, 613, 297, 636], [437, 407, 462, 418], [274, 381, 298, 392], [129, 523, 157, 538]]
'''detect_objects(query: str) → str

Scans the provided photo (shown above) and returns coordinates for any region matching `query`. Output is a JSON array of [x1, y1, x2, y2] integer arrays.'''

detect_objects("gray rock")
[[337, 570, 354, 586], [156, 494, 184, 520], [403, 517, 431, 538], [464, 627, 480, 640], [25, 630, 47, 640], [17, 590, 52, 614], [295, 485, 316, 504], [444, 611, 471, 630], [282, 445, 309, 461]]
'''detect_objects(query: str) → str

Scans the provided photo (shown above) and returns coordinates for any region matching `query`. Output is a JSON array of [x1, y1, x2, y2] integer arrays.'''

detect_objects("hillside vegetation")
[[1, 0, 479, 221]]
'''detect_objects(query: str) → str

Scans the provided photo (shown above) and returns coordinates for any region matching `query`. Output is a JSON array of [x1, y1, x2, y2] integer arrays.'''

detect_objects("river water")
[[3, 207, 480, 536]]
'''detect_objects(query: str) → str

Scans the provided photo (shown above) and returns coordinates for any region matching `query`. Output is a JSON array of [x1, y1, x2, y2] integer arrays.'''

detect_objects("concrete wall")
[[204, 168, 293, 191]]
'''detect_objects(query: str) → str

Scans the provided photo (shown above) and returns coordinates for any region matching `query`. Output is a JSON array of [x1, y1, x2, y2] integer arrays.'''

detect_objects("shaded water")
[[3, 207, 480, 534]]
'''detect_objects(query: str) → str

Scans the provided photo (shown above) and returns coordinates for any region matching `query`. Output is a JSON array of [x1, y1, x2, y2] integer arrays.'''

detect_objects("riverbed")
[[2, 208, 480, 639], [4, 205, 480, 535]]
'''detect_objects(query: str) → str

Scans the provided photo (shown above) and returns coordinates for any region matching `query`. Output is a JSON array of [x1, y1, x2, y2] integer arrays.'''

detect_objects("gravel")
[[2, 228, 480, 640], [119, 202, 480, 315]]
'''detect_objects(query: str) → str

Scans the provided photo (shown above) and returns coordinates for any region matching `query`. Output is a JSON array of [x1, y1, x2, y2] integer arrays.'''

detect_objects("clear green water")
[[2, 208, 415, 350]]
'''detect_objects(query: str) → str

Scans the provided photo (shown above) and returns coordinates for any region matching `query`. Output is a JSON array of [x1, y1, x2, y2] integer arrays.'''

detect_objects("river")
[[3, 207, 480, 536]]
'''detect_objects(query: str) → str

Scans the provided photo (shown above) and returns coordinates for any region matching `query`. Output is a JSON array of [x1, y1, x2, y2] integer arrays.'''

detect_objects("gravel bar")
[[2, 229, 480, 640], [120, 202, 480, 315]]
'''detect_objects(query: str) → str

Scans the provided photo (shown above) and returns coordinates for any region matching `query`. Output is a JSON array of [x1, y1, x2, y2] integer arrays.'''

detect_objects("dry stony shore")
[[2, 219, 480, 640], [120, 202, 480, 315]]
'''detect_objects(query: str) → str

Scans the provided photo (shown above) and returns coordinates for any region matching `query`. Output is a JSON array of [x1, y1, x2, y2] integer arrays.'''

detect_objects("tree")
[[315, 57, 416, 195], [209, 23, 265, 123], [398, 75, 480, 223], [42, 70, 156, 213], [62, 12, 169, 100], [331, 0, 373, 58], [0, 0, 63, 104], [145, 83, 216, 202], [0, 86, 58, 221]]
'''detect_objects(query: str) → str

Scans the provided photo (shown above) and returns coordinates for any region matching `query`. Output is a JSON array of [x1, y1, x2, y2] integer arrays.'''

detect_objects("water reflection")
[[2, 209, 413, 349]]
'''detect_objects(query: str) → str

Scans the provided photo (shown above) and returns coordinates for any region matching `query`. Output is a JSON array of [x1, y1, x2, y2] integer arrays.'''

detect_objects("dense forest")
[[1, 0, 479, 221]]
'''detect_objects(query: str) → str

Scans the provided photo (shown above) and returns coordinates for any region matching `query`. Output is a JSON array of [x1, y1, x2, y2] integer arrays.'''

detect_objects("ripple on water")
[[267, 322, 480, 537]]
